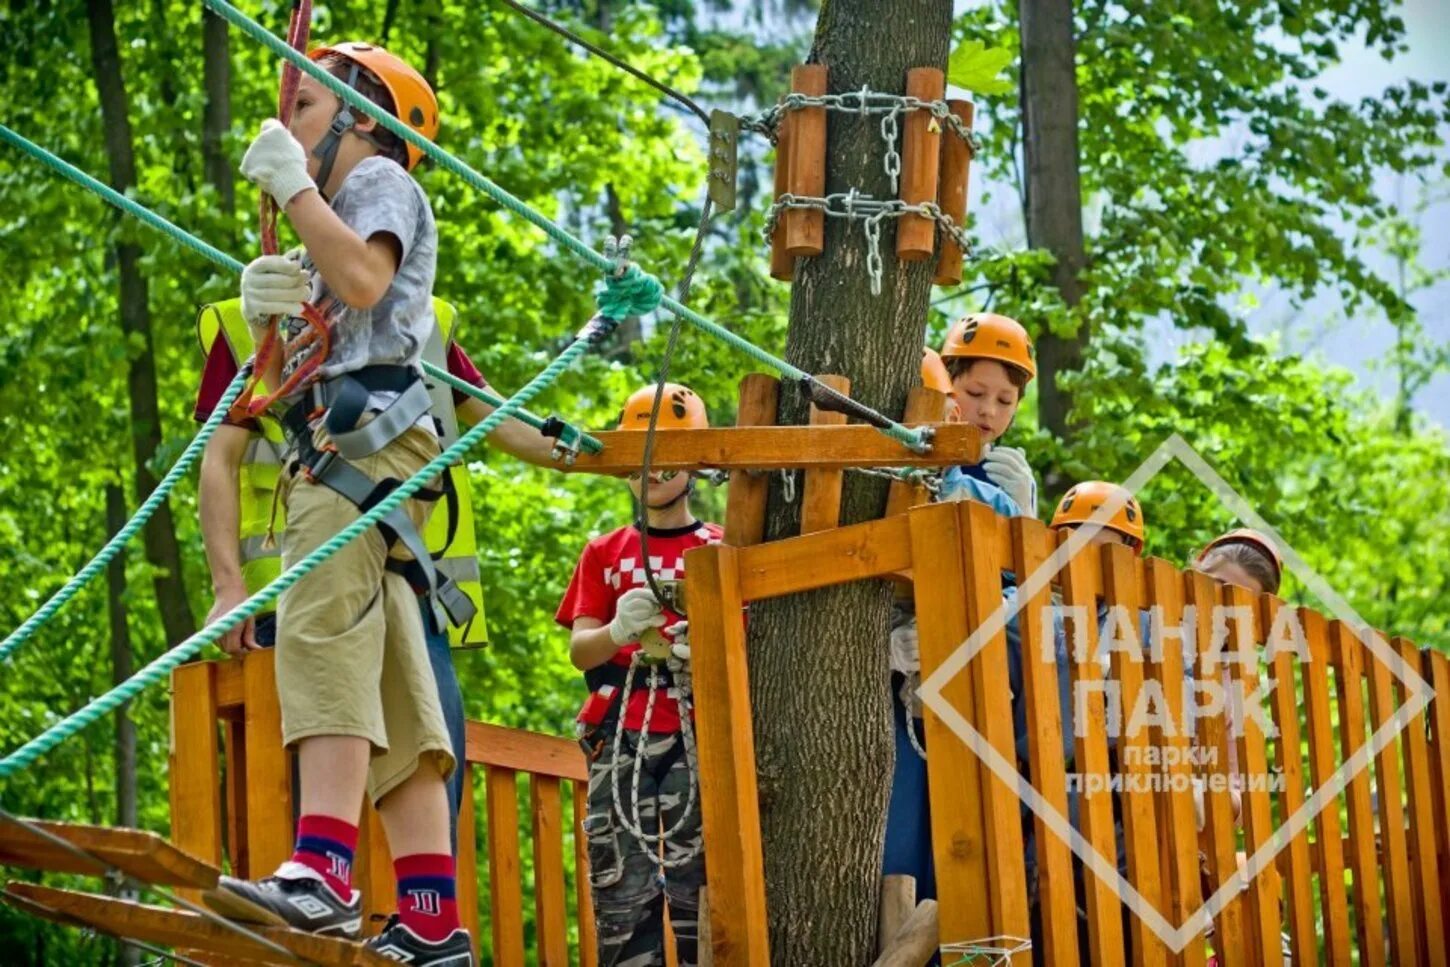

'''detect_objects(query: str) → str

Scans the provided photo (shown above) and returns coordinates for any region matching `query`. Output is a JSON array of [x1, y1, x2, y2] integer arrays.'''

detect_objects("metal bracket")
[[707, 110, 739, 213]]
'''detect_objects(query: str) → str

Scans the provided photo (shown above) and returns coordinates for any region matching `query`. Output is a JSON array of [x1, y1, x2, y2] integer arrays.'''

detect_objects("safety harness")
[[279, 364, 477, 635]]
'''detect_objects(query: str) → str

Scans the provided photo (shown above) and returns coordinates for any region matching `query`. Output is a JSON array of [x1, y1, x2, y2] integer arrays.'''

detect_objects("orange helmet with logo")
[[618, 383, 709, 431], [309, 42, 439, 171], [1050, 481, 1145, 551], [1198, 528, 1282, 584], [941, 313, 1036, 383]]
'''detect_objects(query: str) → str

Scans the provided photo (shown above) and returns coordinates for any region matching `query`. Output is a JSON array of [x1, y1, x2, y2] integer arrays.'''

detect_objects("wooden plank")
[[530, 775, 569, 967], [564, 422, 981, 474], [1186, 570, 1244, 962], [215, 656, 246, 712], [1364, 630, 1418, 965], [1100, 546, 1166, 967], [1009, 517, 1080, 967], [783, 64, 827, 256], [222, 716, 249, 877], [884, 388, 949, 519], [465, 721, 587, 782], [896, 67, 946, 260], [170, 661, 223, 904], [1425, 651, 1450, 937], [485, 767, 526, 967], [908, 501, 990, 945], [241, 650, 293, 878], [456, 763, 481, 964], [685, 543, 770, 967], [958, 501, 1030, 939], [1060, 529, 1124, 966], [1395, 639, 1446, 967], [799, 374, 849, 534], [1261, 595, 1316, 965], [722, 375, 780, 546], [356, 806, 395, 933], [0, 818, 220, 890], [573, 780, 599, 967], [1221, 584, 1282, 967], [1142, 559, 1204, 967], [737, 513, 912, 601], [1330, 620, 1388, 966], [3, 882, 389, 965], [1301, 609, 1354, 966]]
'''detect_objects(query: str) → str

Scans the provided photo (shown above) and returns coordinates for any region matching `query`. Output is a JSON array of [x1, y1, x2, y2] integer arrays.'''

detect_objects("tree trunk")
[[202, 6, 234, 218], [87, 0, 196, 644], [105, 484, 140, 967], [748, 3, 951, 962], [1019, 0, 1087, 447]]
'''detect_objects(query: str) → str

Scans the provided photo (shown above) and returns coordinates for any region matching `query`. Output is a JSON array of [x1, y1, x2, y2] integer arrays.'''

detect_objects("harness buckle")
[[303, 444, 338, 483]]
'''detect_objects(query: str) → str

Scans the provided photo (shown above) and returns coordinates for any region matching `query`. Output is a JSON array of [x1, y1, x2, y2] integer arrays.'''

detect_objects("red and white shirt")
[[556, 521, 723, 733]]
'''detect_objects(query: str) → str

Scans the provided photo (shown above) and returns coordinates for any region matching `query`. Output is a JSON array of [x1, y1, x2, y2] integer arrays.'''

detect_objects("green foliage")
[[946, 39, 1014, 95]]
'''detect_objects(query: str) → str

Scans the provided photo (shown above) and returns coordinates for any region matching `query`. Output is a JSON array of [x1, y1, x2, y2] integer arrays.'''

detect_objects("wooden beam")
[[884, 388, 948, 519], [465, 721, 587, 782], [565, 422, 981, 474], [723, 375, 780, 546], [0, 819, 219, 890], [737, 514, 913, 601], [686, 544, 769, 967], [241, 650, 292, 878], [869, 899, 940, 967], [799, 375, 849, 534]]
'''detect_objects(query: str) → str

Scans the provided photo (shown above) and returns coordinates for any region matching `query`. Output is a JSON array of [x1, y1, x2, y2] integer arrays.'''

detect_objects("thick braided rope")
[[0, 367, 249, 664], [0, 317, 612, 779], [203, 0, 929, 452], [0, 123, 594, 650]]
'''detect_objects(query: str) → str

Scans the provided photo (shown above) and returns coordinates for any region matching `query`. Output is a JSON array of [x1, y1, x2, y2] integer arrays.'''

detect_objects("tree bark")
[[105, 484, 140, 967], [87, 0, 196, 645], [1019, 0, 1087, 445], [748, 3, 951, 962], [202, 6, 234, 218]]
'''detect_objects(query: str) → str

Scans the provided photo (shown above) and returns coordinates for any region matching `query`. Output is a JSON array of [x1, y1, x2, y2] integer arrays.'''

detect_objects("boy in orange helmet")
[[203, 42, 471, 965], [557, 383, 718, 967]]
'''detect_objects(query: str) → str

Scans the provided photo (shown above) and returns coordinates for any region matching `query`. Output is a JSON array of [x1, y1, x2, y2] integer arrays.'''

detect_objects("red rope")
[[236, 0, 330, 420]]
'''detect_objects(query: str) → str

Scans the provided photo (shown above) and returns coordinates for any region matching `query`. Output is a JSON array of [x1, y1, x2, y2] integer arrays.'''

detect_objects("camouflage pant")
[[582, 727, 705, 967]]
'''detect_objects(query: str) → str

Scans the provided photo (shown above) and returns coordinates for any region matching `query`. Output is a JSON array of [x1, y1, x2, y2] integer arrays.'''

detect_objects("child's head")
[[920, 348, 962, 422], [293, 42, 439, 196], [1049, 481, 1145, 554], [1195, 529, 1282, 595], [617, 383, 709, 511], [939, 314, 1035, 444]]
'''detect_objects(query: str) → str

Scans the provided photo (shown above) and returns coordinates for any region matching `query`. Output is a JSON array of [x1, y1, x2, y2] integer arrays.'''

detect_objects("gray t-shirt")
[[284, 156, 437, 388]]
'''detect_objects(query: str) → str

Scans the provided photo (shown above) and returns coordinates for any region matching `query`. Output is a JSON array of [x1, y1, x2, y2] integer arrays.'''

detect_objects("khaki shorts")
[[275, 423, 454, 804]]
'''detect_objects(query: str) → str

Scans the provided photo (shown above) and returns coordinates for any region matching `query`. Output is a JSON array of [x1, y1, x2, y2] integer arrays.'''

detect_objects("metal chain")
[[742, 89, 982, 160], [765, 191, 975, 295], [846, 465, 943, 494]]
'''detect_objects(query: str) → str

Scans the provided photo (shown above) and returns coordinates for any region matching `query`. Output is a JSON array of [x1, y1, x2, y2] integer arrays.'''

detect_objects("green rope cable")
[[0, 367, 249, 664], [421, 362, 603, 454], [0, 316, 615, 780], [202, 0, 930, 453]]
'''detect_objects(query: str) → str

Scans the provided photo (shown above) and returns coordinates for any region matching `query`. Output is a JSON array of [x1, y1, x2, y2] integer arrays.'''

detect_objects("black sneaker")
[[365, 916, 474, 965], [203, 861, 362, 938]]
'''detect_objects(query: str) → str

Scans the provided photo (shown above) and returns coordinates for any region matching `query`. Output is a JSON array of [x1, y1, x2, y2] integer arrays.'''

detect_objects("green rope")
[[0, 313, 616, 780], [202, 0, 929, 452], [423, 362, 603, 454]]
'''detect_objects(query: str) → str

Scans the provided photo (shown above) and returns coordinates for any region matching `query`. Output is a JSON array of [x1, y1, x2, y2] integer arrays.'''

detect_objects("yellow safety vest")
[[196, 298, 488, 647]]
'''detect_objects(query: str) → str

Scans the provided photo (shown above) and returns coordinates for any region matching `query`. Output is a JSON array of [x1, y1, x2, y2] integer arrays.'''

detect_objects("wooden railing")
[[686, 497, 1450, 965], [169, 649, 596, 965]]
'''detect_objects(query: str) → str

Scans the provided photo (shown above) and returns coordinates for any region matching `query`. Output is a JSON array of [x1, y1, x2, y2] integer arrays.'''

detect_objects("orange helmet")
[[1199, 528, 1282, 584], [1050, 481, 1145, 551], [941, 313, 1036, 383], [921, 347, 954, 395], [309, 42, 439, 170], [618, 383, 709, 431]]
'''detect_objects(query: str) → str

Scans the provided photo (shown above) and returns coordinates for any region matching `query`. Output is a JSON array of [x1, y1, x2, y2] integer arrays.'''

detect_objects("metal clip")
[[780, 469, 797, 504]]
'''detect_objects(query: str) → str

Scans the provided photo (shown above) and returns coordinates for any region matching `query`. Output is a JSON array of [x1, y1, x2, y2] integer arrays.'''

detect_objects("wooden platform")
[[2, 882, 389, 965], [0, 818, 218, 889]]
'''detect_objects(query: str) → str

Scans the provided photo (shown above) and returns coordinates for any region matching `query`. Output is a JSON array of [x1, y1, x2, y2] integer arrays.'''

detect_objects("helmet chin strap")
[[639, 477, 694, 514], [311, 63, 387, 197]]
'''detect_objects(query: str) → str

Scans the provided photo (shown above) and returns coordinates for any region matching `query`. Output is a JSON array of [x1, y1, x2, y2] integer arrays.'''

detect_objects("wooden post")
[[784, 64, 827, 257], [877, 874, 917, 955], [722, 375, 780, 547], [884, 388, 948, 520], [1301, 609, 1354, 966], [531, 775, 569, 966], [458, 764, 482, 964], [687, 544, 769, 967], [486, 766, 526, 967], [572, 781, 599, 967], [896, 68, 945, 261], [168, 662, 222, 906], [770, 103, 797, 281], [1365, 631, 1418, 966], [800, 374, 850, 534], [1423, 650, 1450, 942], [241, 650, 292, 878], [1398, 639, 1449, 967], [870, 900, 940, 967], [934, 100, 975, 286], [357, 806, 395, 932]]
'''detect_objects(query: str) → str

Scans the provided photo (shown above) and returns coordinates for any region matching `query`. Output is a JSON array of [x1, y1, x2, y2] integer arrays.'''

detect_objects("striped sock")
[[395, 853, 460, 942], [289, 814, 357, 898]]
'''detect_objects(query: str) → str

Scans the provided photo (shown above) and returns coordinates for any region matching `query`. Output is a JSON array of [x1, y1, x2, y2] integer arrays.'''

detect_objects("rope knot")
[[595, 262, 664, 320]]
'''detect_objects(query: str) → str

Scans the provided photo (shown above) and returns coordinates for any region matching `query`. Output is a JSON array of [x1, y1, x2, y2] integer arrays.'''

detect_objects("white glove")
[[889, 619, 920, 675], [982, 445, 1038, 517], [240, 119, 315, 207], [665, 620, 691, 662], [608, 587, 666, 645], [240, 255, 311, 325]]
